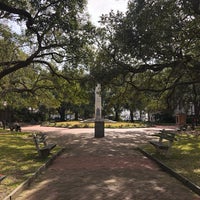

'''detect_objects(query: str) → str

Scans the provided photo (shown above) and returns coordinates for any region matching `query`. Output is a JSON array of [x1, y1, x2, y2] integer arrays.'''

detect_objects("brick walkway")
[[15, 126, 200, 200]]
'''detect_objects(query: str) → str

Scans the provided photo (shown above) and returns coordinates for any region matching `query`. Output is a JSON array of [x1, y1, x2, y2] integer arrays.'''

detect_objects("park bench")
[[149, 129, 177, 156], [9, 123, 21, 132], [0, 174, 6, 182], [33, 133, 56, 158], [176, 124, 200, 137]]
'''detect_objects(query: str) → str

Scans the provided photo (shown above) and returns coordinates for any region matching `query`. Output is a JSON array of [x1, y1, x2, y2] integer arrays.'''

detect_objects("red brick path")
[[14, 125, 200, 200]]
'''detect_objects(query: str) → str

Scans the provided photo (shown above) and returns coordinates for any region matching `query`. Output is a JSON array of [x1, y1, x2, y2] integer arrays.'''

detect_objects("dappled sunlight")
[[47, 128, 163, 161], [178, 144, 194, 151], [0, 131, 63, 199], [19, 169, 181, 200], [86, 184, 99, 190], [175, 137, 200, 156], [143, 133, 200, 187], [36, 179, 56, 188], [152, 184, 166, 193], [104, 178, 117, 184], [104, 177, 125, 193], [193, 168, 200, 179], [10, 126, 200, 200], [17, 178, 58, 199], [194, 169, 200, 174]]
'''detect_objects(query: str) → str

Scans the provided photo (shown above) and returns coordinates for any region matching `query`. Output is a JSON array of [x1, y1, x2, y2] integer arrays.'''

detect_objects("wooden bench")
[[33, 133, 56, 158], [176, 125, 200, 137], [0, 174, 6, 183], [9, 123, 21, 132], [149, 129, 177, 156]]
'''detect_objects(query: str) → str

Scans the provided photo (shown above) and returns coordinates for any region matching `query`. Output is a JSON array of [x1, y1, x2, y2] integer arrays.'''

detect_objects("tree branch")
[[0, 2, 34, 28]]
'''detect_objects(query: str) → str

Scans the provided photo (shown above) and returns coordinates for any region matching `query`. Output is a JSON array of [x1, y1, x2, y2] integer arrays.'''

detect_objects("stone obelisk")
[[94, 84, 104, 138]]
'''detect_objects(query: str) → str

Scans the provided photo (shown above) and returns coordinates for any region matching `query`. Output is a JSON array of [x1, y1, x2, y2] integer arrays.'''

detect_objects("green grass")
[[141, 133, 200, 186], [1, 127, 199, 197], [0, 130, 61, 195], [44, 121, 151, 128]]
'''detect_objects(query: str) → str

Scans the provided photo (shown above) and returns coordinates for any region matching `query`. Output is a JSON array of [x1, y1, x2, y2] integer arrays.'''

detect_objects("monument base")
[[95, 121, 104, 138]]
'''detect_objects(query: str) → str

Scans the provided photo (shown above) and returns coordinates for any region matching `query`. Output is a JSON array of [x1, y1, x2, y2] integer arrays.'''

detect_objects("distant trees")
[[90, 0, 200, 122], [0, 1, 96, 122], [2, 0, 200, 123]]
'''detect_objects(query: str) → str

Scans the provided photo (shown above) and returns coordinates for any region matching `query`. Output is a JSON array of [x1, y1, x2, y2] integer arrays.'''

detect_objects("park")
[[1, 0, 200, 199]]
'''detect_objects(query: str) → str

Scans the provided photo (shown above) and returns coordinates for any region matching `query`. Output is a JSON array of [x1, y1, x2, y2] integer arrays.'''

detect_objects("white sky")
[[87, 0, 129, 26], [3, 0, 129, 33]]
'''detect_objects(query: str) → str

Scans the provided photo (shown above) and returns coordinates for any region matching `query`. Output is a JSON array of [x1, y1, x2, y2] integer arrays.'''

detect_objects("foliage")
[[2, 0, 200, 124], [0, 1, 95, 122], [0, 0, 93, 80], [95, 0, 200, 88], [89, 0, 200, 121], [52, 74, 93, 121], [0, 61, 94, 122]]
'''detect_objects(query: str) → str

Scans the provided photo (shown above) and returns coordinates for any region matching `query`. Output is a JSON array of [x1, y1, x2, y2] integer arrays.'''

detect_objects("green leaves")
[[0, 0, 91, 80]]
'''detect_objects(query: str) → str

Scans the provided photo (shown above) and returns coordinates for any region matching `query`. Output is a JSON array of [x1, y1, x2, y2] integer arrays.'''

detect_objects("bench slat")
[[149, 141, 169, 150], [40, 143, 56, 151], [149, 129, 176, 156], [33, 133, 56, 158], [0, 174, 6, 182]]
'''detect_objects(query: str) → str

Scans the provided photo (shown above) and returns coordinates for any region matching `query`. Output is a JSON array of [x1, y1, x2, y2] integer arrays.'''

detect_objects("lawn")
[[141, 132, 200, 186], [0, 130, 61, 198]]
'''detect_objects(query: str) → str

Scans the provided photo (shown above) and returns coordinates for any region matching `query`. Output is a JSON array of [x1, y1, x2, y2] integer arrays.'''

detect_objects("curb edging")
[[3, 148, 65, 200], [138, 147, 200, 196]]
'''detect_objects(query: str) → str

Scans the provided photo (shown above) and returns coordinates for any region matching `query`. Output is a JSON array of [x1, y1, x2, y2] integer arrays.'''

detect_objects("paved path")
[[15, 125, 200, 200]]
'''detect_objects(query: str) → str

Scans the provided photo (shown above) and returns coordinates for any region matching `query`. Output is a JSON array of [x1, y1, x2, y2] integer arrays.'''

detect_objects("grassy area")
[[0, 130, 61, 197], [44, 121, 151, 128], [141, 133, 200, 186], [3, 124, 198, 196]]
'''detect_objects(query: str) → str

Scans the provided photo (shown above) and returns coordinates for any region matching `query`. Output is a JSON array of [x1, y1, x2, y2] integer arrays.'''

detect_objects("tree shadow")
[[16, 129, 199, 200]]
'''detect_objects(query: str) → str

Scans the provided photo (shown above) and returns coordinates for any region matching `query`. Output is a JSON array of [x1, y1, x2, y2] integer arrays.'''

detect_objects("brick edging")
[[137, 147, 200, 196], [3, 148, 65, 200]]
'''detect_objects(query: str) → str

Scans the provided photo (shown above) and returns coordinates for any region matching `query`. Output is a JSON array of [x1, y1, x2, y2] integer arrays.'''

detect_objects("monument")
[[94, 84, 104, 138]]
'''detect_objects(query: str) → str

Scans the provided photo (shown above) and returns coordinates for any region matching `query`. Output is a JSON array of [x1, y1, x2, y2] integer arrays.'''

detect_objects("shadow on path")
[[15, 126, 200, 200]]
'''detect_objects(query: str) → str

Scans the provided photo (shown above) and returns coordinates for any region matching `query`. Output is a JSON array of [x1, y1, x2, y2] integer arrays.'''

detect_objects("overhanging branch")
[[0, 2, 34, 28]]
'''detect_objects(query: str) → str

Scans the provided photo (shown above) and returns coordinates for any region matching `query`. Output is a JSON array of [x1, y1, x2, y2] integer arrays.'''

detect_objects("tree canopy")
[[0, 0, 93, 80], [1, 0, 200, 122], [93, 0, 200, 90]]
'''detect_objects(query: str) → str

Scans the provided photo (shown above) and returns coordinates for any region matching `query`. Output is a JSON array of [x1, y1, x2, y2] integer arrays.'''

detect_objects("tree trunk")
[[147, 111, 150, 121], [114, 111, 120, 121], [139, 110, 142, 120], [58, 108, 65, 121], [130, 109, 134, 122], [75, 111, 79, 120]]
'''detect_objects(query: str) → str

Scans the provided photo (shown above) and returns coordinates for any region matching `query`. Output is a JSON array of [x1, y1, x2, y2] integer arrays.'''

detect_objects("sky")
[[1, 0, 129, 33], [87, 0, 129, 26]]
